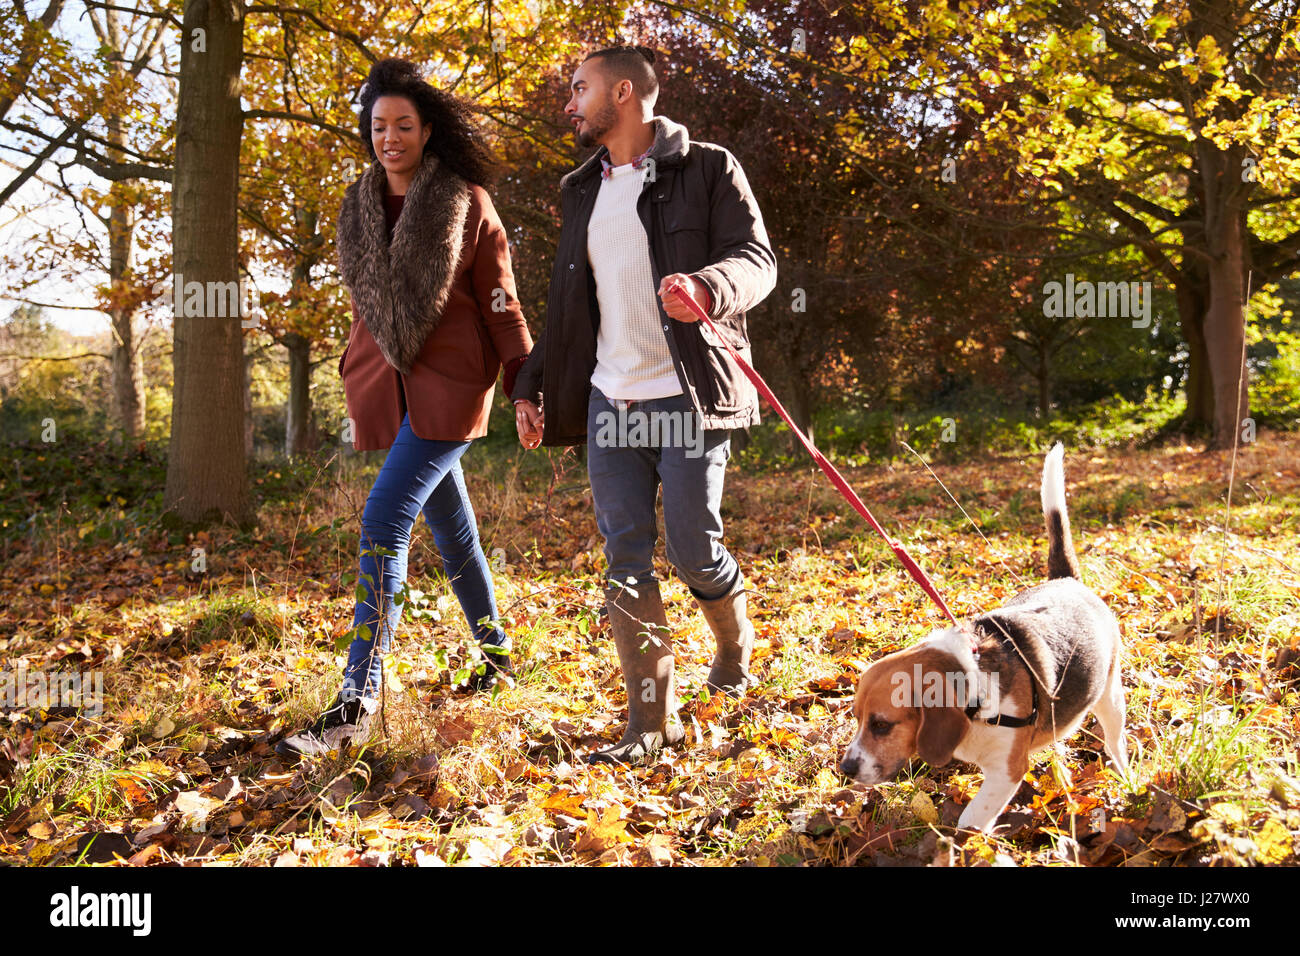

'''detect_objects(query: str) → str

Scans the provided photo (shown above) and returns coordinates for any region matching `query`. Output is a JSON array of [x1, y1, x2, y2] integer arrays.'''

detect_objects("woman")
[[278, 58, 532, 758]]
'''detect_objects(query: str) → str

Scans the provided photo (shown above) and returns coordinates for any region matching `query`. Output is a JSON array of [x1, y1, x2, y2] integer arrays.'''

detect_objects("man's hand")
[[658, 273, 709, 322], [515, 400, 543, 449]]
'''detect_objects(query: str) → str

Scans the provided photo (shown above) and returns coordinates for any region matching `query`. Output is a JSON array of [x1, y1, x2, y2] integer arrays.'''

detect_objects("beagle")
[[840, 443, 1129, 833]]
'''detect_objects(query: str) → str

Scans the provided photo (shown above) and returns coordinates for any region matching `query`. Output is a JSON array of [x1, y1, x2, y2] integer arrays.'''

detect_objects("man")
[[512, 45, 777, 764]]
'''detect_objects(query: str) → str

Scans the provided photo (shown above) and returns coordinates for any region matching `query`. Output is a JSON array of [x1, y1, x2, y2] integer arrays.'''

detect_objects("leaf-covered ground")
[[3, 431, 1298, 866]]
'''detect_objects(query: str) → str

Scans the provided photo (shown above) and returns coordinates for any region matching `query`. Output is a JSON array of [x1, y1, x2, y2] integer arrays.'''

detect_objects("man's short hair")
[[583, 45, 659, 105]]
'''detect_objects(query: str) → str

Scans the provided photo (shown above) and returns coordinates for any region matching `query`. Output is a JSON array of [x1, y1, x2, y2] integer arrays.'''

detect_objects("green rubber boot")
[[586, 579, 684, 765], [696, 576, 755, 697]]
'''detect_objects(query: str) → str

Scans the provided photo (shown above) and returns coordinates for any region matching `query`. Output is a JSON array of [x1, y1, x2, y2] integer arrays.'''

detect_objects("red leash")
[[670, 283, 957, 623]]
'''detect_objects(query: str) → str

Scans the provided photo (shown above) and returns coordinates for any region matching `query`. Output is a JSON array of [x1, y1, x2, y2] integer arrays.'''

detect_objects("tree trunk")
[[1203, 204, 1249, 450], [244, 343, 254, 458], [1192, 4, 1251, 452], [885, 377, 904, 458], [105, 52, 145, 440], [1036, 343, 1051, 419], [109, 301, 145, 440], [785, 374, 814, 451], [282, 246, 319, 457], [107, 180, 145, 440], [1176, 279, 1213, 431], [284, 332, 317, 455], [163, 0, 251, 526]]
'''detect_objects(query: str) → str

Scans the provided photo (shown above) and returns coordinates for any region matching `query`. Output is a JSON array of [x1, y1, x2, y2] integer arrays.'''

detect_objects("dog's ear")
[[917, 703, 969, 767], [912, 650, 972, 767], [916, 677, 971, 768]]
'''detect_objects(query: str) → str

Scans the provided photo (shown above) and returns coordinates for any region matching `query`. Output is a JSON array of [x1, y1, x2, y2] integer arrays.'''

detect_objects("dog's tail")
[[1041, 442, 1080, 580]]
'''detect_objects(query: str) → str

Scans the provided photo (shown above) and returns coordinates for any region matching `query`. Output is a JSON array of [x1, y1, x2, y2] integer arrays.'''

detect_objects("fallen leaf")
[[575, 806, 632, 855], [911, 791, 939, 826], [1253, 817, 1292, 864]]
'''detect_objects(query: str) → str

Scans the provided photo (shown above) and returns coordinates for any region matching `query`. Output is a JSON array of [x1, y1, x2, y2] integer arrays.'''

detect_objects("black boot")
[[276, 693, 377, 759], [469, 642, 514, 692]]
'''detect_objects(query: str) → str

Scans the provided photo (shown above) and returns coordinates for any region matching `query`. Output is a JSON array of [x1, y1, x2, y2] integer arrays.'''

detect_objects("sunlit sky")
[[1, 4, 128, 336]]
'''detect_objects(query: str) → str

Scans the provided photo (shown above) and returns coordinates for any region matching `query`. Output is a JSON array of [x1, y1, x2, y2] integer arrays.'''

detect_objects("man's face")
[[565, 60, 620, 148]]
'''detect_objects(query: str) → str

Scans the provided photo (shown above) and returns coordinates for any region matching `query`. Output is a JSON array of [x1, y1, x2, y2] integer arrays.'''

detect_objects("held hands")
[[657, 274, 709, 322], [514, 276, 704, 448], [515, 400, 543, 449]]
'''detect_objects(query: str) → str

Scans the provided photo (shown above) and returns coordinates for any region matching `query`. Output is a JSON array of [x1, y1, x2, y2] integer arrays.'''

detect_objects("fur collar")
[[336, 152, 471, 374]]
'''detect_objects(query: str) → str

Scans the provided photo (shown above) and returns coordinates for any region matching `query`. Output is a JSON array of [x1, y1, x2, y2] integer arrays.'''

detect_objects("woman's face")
[[371, 94, 430, 176]]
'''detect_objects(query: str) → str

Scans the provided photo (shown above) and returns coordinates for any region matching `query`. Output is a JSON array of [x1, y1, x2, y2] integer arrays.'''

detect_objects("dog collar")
[[963, 630, 1039, 728], [965, 686, 1038, 728]]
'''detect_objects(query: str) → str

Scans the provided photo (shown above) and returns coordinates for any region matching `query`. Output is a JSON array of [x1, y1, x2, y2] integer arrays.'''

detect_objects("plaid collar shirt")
[[599, 144, 653, 179]]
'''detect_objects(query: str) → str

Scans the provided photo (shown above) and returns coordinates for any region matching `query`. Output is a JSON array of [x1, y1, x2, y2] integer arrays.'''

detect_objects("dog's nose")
[[840, 755, 859, 778]]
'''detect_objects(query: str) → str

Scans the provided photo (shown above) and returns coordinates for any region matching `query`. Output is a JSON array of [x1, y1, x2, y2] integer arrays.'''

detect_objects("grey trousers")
[[586, 385, 740, 600]]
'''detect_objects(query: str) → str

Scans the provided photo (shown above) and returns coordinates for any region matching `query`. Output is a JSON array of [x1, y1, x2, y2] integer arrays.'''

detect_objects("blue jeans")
[[342, 413, 505, 702], [586, 385, 739, 600]]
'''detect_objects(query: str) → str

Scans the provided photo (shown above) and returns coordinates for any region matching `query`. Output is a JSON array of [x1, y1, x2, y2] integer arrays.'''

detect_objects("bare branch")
[[80, 2, 180, 27], [0, 122, 82, 206], [0, 351, 110, 361], [242, 108, 359, 144], [72, 137, 173, 183], [2, 297, 106, 310]]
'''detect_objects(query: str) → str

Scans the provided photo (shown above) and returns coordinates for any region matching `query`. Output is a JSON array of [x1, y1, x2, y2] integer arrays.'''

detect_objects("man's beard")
[[576, 96, 618, 148]]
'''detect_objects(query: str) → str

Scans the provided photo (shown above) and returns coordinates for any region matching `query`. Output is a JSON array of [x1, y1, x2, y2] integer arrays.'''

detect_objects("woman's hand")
[[515, 400, 543, 448]]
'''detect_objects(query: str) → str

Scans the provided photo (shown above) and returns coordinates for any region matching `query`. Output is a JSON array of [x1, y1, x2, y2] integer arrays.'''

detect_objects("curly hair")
[[356, 58, 496, 187]]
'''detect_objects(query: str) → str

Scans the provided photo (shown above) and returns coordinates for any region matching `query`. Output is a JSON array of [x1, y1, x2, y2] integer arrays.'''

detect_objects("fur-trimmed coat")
[[336, 152, 531, 450]]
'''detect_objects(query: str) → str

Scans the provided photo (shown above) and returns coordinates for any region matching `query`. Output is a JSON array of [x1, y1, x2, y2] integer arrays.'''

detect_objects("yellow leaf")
[[1253, 817, 1292, 864], [27, 820, 55, 840], [430, 783, 460, 810], [462, 838, 506, 865], [27, 838, 65, 864], [911, 790, 939, 825], [541, 788, 586, 817], [1209, 802, 1247, 827], [575, 806, 631, 854], [127, 758, 171, 778]]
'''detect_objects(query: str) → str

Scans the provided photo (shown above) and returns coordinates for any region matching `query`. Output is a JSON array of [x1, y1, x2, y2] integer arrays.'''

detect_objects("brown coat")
[[336, 153, 532, 451]]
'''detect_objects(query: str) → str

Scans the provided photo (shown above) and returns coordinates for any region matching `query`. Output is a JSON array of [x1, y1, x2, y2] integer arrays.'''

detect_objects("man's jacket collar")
[[560, 114, 690, 190]]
